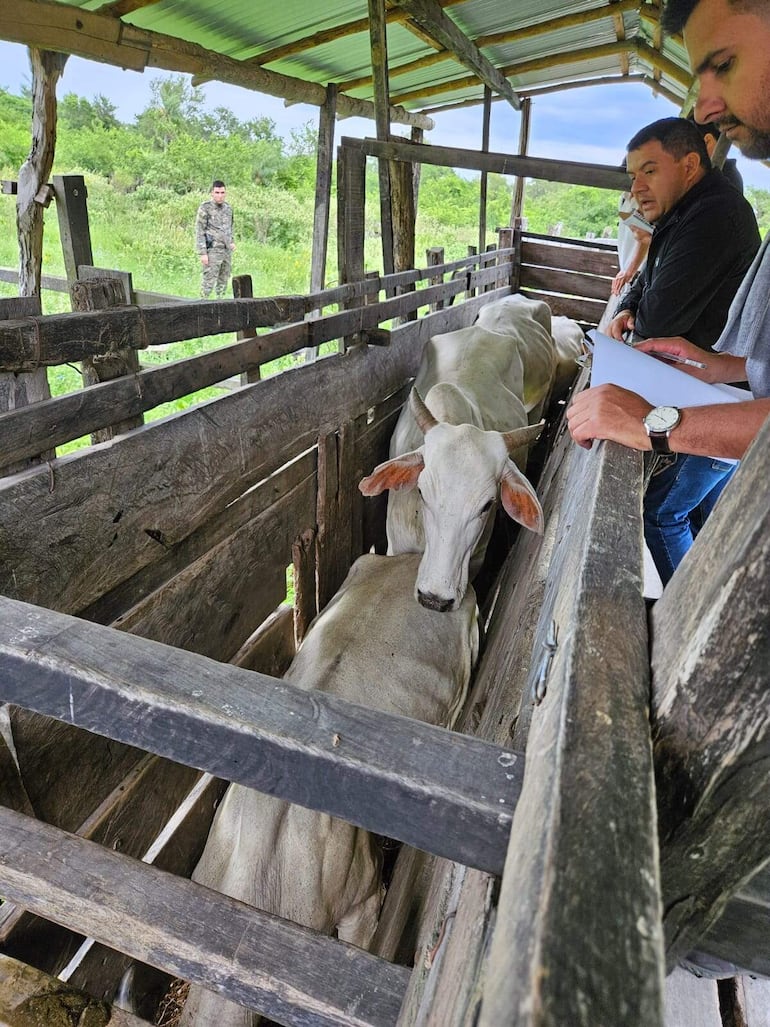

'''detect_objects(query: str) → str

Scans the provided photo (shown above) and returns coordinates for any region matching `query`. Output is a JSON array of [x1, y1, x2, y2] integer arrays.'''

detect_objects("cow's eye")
[[479, 498, 494, 516]]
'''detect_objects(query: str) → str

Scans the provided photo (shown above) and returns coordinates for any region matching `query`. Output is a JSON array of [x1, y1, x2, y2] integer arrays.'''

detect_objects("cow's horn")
[[501, 419, 545, 454], [410, 388, 439, 435]]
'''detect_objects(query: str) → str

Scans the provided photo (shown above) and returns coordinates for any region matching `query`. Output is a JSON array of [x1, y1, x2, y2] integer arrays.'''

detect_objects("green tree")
[[135, 75, 205, 149]]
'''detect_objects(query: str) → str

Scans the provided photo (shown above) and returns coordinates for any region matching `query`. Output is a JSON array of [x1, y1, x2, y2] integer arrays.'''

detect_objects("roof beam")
[[94, 0, 164, 17], [242, 0, 465, 68], [390, 38, 691, 105], [0, 0, 433, 129], [390, 0, 521, 110]]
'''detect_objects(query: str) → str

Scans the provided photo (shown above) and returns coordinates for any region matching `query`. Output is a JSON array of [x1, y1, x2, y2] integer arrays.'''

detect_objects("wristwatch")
[[643, 405, 681, 454]]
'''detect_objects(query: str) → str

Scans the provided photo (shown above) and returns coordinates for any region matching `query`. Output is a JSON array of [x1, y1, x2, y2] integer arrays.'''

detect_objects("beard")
[[718, 75, 770, 159]]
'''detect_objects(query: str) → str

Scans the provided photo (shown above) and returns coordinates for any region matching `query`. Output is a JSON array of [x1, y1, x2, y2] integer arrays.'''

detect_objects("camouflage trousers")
[[200, 246, 232, 298]]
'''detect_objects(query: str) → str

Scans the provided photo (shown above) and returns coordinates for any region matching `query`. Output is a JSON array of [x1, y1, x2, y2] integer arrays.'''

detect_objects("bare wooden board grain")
[[0, 807, 409, 1027], [478, 437, 665, 1027]]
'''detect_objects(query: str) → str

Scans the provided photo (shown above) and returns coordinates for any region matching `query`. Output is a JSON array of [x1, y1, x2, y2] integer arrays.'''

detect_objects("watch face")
[[645, 406, 680, 432]]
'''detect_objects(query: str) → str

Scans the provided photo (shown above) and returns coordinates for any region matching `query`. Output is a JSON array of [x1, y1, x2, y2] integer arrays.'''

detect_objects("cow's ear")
[[500, 461, 544, 534], [359, 450, 424, 496]]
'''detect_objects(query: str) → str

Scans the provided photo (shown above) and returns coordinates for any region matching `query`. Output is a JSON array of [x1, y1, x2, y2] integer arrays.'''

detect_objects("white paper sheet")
[[586, 330, 750, 408]]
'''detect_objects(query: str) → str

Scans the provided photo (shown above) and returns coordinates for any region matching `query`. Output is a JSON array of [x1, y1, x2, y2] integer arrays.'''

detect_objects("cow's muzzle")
[[417, 589, 455, 613]]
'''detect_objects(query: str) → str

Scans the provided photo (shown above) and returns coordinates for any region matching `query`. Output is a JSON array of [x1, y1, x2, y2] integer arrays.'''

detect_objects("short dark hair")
[[211, 179, 226, 190], [662, 0, 765, 33], [627, 117, 711, 169]]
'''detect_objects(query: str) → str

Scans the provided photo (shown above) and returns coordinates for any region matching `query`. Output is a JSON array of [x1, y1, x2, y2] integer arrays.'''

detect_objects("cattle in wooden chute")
[[180, 552, 479, 1027]]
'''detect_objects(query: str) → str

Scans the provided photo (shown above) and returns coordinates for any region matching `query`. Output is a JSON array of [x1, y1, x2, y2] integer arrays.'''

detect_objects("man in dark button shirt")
[[609, 117, 759, 352], [605, 117, 760, 585]]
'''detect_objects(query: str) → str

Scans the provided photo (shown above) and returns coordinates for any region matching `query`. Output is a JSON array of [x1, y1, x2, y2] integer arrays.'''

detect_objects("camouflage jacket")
[[195, 200, 234, 254]]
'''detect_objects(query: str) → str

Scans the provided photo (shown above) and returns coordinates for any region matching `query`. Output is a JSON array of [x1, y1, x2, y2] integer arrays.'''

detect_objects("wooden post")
[[496, 226, 516, 291], [651, 415, 770, 970], [466, 245, 477, 300], [232, 274, 260, 385], [426, 246, 444, 312], [411, 125, 424, 212], [336, 144, 366, 352], [390, 157, 416, 322], [478, 85, 492, 256], [70, 271, 143, 443], [4, 49, 66, 471], [368, 0, 395, 281], [0, 295, 51, 476], [304, 83, 337, 364], [53, 175, 94, 285], [511, 97, 532, 224], [291, 527, 317, 648]]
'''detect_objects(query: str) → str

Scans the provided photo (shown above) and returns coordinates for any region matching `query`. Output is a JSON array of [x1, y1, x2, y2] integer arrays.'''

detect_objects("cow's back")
[[181, 554, 478, 1027]]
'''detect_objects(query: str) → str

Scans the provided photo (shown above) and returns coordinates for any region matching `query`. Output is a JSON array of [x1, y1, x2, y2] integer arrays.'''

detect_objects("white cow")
[[359, 317, 545, 613], [474, 293, 557, 423], [181, 552, 479, 1027], [550, 314, 585, 401]]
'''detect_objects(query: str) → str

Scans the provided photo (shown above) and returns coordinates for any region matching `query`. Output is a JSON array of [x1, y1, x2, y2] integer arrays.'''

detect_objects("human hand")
[[611, 270, 633, 296], [567, 383, 653, 451], [200, 254, 209, 267], [607, 310, 635, 341], [635, 337, 717, 382]]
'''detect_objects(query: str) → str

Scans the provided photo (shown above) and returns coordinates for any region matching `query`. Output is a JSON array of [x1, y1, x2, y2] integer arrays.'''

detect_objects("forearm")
[[668, 401, 769, 461]]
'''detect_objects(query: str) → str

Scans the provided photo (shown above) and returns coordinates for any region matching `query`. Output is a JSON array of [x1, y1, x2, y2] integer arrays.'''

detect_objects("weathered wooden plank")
[[53, 174, 93, 284], [699, 887, 770, 980], [0, 296, 310, 370], [0, 292, 491, 616], [231, 605, 296, 676], [651, 415, 770, 971], [112, 472, 312, 662], [0, 755, 213, 976], [0, 954, 151, 1027], [341, 137, 630, 190], [478, 437, 665, 1027], [0, 596, 524, 873], [81, 450, 316, 629], [307, 276, 469, 348], [519, 288, 607, 324], [521, 237, 620, 277], [0, 322, 308, 466], [0, 807, 410, 1027], [519, 263, 612, 302]]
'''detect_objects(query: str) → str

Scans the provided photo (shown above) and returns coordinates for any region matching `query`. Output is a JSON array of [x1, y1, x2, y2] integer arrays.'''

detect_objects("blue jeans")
[[644, 453, 736, 586]]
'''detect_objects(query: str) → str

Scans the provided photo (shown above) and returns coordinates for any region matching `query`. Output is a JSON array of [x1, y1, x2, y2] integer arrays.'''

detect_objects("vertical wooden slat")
[[368, 0, 395, 281], [70, 272, 143, 443], [53, 174, 94, 285], [232, 273, 260, 384], [478, 439, 665, 1027], [292, 526, 317, 646], [426, 246, 445, 312], [651, 415, 770, 970], [0, 295, 50, 476], [478, 85, 492, 256], [336, 144, 366, 352], [310, 85, 338, 298], [511, 97, 532, 224]]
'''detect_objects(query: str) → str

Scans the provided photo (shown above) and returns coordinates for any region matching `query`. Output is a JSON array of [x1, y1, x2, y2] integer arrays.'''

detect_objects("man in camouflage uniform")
[[195, 180, 235, 298]]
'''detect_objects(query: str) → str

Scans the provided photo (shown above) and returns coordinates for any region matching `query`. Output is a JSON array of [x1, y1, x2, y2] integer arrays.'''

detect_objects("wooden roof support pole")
[[651, 415, 770, 970], [511, 96, 531, 226], [53, 175, 94, 287], [478, 85, 491, 255], [1, 48, 66, 471], [369, 0, 396, 282], [310, 84, 338, 299], [305, 83, 338, 361]]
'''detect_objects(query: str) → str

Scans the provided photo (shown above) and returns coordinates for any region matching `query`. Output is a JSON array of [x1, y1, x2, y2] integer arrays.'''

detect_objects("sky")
[[1, 39, 768, 190]]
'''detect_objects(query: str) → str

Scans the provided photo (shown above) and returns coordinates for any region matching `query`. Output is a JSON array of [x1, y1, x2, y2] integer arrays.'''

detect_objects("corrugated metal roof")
[[8, 0, 694, 119]]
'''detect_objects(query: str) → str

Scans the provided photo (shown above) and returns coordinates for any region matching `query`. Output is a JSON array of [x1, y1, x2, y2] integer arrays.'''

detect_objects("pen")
[[656, 352, 708, 370]]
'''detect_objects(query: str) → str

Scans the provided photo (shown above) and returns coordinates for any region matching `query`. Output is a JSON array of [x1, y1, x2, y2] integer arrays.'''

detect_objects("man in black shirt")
[[607, 117, 760, 584], [609, 118, 759, 351]]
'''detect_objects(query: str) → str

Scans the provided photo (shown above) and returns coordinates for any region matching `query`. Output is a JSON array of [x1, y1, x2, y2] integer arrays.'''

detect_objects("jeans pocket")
[[710, 459, 735, 473]]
